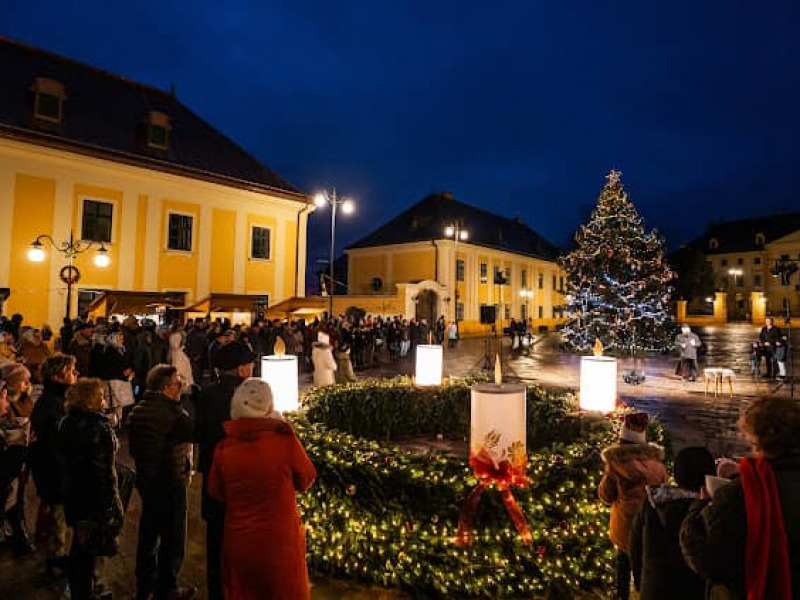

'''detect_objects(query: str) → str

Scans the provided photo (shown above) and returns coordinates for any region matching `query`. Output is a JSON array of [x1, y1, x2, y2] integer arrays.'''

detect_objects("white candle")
[[261, 355, 299, 413], [470, 383, 527, 468], [415, 344, 443, 386], [579, 356, 617, 412]]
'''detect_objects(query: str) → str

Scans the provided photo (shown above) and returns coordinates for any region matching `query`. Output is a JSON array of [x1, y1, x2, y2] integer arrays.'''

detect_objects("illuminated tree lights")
[[560, 171, 675, 353], [294, 379, 671, 597]]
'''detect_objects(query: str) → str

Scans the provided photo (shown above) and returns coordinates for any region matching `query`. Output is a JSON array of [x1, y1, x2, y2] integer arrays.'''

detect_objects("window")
[[737, 258, 744, 266], [559, 276, 564, 292], [538, 272, 544, 289], [552, 274, 557, 290], [521, 269, 527, 288], [538, 306, 543, 319], [456, 259, 465, 282], [480, 263, 487, 283], [145, 111, 170, 150], [251, 226, 271, 260], [755, 233, 765, 245], [456, 302, 464, 322], [81, 199, 113, 243], [754, 257, 762, 265], [552, 307, 556, 318], [167, 213, 193, 251], [721, 259, 728, 266], [754, 274, 762, 286], [504, 305, 511, 319], [521, 304, 527, 321], [709, 238, 719, 250], [32, 77, 65, 123]]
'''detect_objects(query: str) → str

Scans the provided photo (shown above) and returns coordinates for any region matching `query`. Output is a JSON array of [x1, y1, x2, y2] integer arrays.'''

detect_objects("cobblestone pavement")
[[2, 323, 796, 599]]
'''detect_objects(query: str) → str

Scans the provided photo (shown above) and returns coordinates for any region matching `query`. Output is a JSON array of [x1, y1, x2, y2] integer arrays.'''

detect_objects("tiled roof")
[[683, 213, 800, 255], [347, 191, 560, 260], [0, 36, 303, 198]]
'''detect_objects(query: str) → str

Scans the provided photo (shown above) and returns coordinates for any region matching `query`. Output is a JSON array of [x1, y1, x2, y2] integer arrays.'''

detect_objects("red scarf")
[[740, 457, 792, 600]]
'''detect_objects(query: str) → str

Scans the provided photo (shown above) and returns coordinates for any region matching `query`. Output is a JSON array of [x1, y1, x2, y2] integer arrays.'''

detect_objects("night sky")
[[5, 1, 800, 272]]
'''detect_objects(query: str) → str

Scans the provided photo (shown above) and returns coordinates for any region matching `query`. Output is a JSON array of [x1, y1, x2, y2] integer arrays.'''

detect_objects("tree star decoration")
[[605, 169, 622, 186]]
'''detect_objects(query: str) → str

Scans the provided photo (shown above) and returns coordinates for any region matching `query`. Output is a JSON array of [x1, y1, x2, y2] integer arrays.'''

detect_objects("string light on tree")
[[559, 170, 675, 353]]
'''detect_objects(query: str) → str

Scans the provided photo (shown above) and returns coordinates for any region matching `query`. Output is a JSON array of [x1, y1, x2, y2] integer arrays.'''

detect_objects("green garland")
[[293, 379, 670, 598]]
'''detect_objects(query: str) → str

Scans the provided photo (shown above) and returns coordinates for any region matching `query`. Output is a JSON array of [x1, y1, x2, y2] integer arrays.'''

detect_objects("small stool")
[[703, 367, 735, 397]]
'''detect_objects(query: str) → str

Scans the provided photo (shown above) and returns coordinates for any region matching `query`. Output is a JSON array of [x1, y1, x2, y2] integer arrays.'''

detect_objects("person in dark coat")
[[758, 316, 783, 379], [127, 364, 195, 600], [58, 378, 122, 599], [629, 446, 716, 600], [0, 379, 31, 557], [68, 323, 94, 377], [29, 353, 78, 575], [680, 396, 800, 600], [193, 342, 254, 600]]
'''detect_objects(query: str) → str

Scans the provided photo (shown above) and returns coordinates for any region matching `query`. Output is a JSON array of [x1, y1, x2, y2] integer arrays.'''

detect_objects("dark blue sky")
[[5, 1, 800, 269]]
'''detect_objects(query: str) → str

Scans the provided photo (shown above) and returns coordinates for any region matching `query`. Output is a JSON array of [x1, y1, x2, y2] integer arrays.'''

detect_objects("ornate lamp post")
[[314, 188, 355, 319], [444, 221, 468, 335], [27, 230, 110, 319]]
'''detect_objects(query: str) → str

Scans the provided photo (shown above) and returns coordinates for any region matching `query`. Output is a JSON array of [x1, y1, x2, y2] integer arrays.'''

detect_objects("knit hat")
[[230, 378, 279, 420], [620, 412, 649, 444], [674, 446, 716, 491], [213, 341, 256, 371]]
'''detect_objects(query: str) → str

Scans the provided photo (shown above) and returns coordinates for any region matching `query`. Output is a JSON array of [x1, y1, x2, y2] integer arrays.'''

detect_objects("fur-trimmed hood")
[[602, 442, 665, 464]]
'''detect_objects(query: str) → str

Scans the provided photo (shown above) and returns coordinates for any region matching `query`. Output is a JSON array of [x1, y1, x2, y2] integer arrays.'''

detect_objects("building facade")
[[0, 37, 310, 327], [683, 214, 800, 323], [345, 192, 566, 335]]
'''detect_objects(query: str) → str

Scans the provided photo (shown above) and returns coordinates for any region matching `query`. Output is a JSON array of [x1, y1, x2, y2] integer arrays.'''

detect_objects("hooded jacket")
[[598, 442, 668, 552], [630, 484, 706, 599]]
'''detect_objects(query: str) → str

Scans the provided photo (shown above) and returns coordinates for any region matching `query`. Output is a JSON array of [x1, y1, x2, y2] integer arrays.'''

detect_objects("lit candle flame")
[[494, 354, 502, 386], [593, 338, 603, 357], [274, 336, 286, 358]]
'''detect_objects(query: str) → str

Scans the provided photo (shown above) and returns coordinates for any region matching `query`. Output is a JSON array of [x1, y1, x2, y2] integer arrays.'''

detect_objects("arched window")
[[755, 233, 765, 246], [708, 238, 719, 250]]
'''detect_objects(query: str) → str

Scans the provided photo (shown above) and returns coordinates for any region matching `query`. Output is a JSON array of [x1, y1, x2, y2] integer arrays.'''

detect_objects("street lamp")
[[444, 221, 468, 335], [314, 188, 355, 319], [728, 268, 743, 287], [27, 230, 110, 319]]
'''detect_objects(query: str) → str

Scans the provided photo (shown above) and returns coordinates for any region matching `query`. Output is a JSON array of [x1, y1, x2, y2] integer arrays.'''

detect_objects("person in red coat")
[[208, 378, 316, 600]]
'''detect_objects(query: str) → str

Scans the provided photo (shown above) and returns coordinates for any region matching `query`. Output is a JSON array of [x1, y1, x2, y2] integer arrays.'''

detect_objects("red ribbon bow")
[[456, 451, 533, 546]]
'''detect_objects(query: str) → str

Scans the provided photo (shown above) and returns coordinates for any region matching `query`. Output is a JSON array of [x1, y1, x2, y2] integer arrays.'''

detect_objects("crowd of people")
[[600, 400, 800, 599], [3, 309, 799, 599]]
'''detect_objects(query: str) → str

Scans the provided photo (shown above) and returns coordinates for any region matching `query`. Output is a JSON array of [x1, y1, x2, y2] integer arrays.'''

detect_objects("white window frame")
[[165, 210, 196, 253], [249, 224, 272, 261], [80, 197, 117, 245]]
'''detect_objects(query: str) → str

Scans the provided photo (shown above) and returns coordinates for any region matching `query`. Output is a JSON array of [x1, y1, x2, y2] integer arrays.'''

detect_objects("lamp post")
[[27, 229, 110, 319], [770, 256, 799, 397], [314, 188, 355, 319], [444, 221, 468, 335], [728, 268, 743, 287]]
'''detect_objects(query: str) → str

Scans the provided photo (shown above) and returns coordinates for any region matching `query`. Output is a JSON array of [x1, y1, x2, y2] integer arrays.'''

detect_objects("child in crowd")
[[749, 342, 760, 377]]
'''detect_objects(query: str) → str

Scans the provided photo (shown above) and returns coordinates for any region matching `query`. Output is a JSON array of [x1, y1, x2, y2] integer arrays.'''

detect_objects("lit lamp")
[[260, 337, 299, 413], [579, 339, 617, 412], [457, 356, 531, 546], [415, 344, 443, 386]]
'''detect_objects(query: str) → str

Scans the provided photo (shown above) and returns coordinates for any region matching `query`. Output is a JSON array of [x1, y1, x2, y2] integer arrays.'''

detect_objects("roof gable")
[[0, 36, 303, 198], [347, 192, 560, 261], [685, 213, 800, 255]]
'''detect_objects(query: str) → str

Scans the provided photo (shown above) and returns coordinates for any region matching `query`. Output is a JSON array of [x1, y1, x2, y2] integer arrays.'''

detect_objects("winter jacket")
[[208, 418, 316, 600], [127, 391, 193, 492], [311, 343, 336, 387], [57, 409, 120, 527], [598, 442, 668, 552], [335, 350, 356, 383], [168, 332, 194, 387], [675, 332, 701, 361], [29, 380, 69, 504], [67, 334, 92, 377], [630, 484, 706, 600], [680, 453, 800, 600]]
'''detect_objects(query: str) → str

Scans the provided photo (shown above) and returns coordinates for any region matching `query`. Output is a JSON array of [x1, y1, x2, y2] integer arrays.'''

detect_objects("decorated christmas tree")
[[560, 170, 675, 353]]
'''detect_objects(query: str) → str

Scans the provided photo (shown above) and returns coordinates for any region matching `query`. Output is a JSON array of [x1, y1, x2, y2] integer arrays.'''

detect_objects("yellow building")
[[344, 191, 567, 336], [0, 37, 310, 328], [684, 214, 800, 324]]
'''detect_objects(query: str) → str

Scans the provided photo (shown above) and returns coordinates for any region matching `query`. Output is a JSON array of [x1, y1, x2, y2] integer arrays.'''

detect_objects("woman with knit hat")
[[208, 378, 316, 599], [599, 412, 668, 600]]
